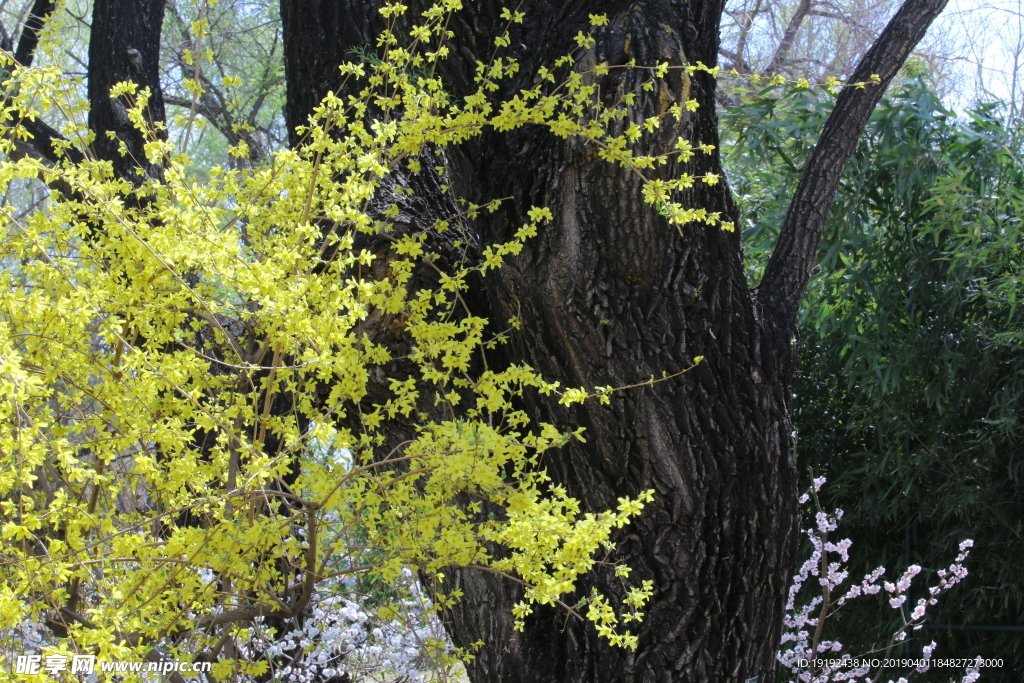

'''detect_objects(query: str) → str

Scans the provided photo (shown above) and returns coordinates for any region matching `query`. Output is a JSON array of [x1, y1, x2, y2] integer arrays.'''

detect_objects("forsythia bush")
[[0, 3, 725, 678]]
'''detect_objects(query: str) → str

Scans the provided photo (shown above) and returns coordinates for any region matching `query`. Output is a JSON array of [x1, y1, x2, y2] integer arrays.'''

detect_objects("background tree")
[[720, 0, 1024, 120], [720, 0, 899, 79], [160, 0, 285, 167]]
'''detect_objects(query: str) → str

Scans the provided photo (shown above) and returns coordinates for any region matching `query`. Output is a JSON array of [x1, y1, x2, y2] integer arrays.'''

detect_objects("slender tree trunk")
[[33, 0, 170, 647], [276, 1, 946, 681], [758, 0, 951, 350]]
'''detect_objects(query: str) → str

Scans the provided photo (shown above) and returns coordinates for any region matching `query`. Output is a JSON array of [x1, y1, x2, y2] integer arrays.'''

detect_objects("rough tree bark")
[[279, 0, 947, 682], [413, 5, 797, 681], [88, 0, 166, 184]]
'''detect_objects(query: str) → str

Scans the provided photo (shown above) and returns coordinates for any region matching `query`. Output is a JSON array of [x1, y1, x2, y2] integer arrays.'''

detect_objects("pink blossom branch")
[[778, 476, 977, 683]]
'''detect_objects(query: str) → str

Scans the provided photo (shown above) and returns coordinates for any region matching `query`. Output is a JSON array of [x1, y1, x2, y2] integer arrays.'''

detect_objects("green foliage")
[[726, 80, 1024, 678]]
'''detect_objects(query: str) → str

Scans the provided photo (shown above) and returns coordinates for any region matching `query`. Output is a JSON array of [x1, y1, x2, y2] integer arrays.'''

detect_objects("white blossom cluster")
[[262, 568, 459, 683], [778, 477, 979, 683]]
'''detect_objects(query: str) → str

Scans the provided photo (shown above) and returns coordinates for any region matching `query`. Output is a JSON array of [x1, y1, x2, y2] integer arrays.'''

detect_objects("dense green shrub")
[[725, 81, 1024, 681]]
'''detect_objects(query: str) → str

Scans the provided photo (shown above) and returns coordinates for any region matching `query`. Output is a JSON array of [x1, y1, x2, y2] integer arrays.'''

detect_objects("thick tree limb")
[[756, 0, 948, 338], [2, 1, 85, 166], [14, 0, 56, 67], [9, 118, 85, 165]]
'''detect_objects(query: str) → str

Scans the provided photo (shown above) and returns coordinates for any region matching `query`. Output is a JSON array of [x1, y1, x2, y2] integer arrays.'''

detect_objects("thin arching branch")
[[756, 0, 949, 341]]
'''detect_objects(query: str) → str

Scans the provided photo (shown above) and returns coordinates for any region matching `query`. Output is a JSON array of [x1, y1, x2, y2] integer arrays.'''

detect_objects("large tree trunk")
[[282, 2, 795, 681], [88, 0, 166, 183], [278, 1, 946, 681], [430, 5, 797, 682]]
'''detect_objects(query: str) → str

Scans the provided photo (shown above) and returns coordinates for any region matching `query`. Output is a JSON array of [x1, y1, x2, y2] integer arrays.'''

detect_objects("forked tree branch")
[[756, 0, 948, 337], [766, 0, 814, 75]]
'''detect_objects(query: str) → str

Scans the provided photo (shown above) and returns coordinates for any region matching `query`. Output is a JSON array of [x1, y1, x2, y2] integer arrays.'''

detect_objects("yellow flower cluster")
[[0, 2, 720, 673]]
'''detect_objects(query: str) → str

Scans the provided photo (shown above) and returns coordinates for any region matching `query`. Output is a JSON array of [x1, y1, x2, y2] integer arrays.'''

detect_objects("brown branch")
[[192, 504, 320, 630], [164, 0, 268, 163], [807, 9, 871, 31], [756, 0, 949, 341], [722, 0, 764, 75], [735, 0, 764, 73], [766, 0, 814, 75], [8, 117, 85, 165], [719, 47, 754, 75]]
